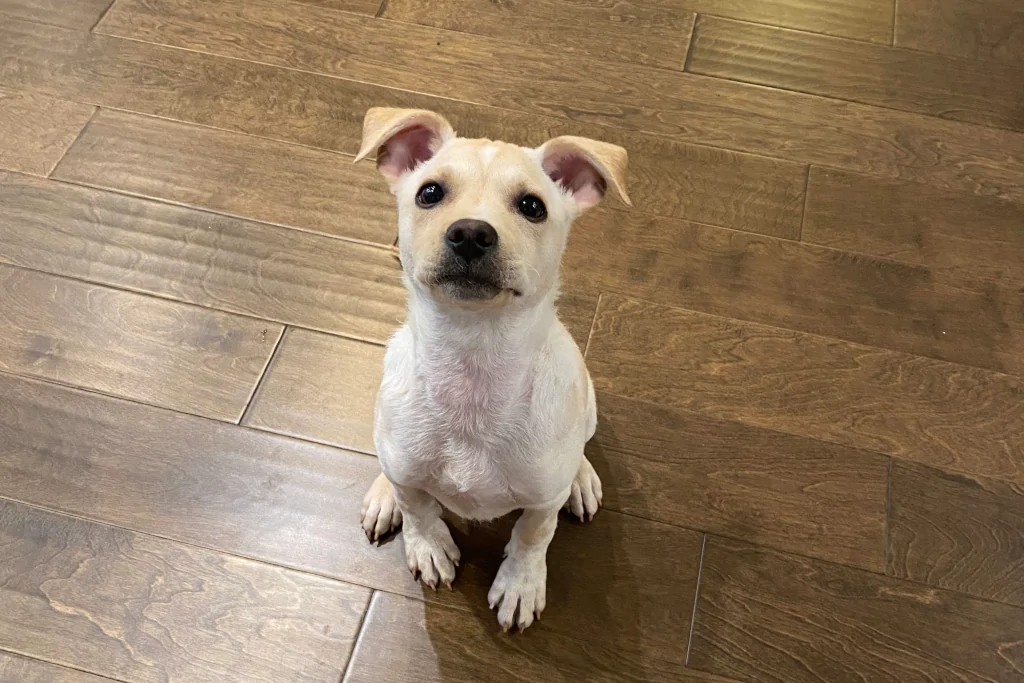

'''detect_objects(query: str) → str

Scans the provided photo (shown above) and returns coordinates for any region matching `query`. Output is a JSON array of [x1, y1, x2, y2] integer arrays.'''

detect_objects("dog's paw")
[[564, 456, 602, 522], [360, 473, 403, 542], [488, 552, 547, 632], [404, 518, 460, 590]]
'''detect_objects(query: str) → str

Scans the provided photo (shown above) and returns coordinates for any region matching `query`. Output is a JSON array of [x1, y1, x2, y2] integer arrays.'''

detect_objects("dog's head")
[[356, 108, 630, 306]]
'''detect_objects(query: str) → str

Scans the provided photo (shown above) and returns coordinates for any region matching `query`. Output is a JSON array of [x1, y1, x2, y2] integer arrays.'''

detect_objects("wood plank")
[[0, 263, 280, 421], [0, 90, 93, 176], [0, 0, 112, 30], [0, 372, 706, 671], [0, 371, 412, 594], [344, 591, 739, 683], [564, 208, 1024, 376], [687, 16, 1024, 132], [896, 0, 1024, 65], [689, 537, 1024, 683], [0, 652, 114, 683], [385, 0, 893, 46], [244, 329, 384, 453], [95, 0, 1024, 204], [586, 295, 1024, 485], [687, 0, 893, 43], [888, 461, 1024, 608], [0, 499, 370, 683], [382, 0, 696, 68], [0, 172, 405, 344], [52, 109, 397, 245], [803, 167, 1024, 285], [0, 20, 806, 238], [589, 392, 887, 571]]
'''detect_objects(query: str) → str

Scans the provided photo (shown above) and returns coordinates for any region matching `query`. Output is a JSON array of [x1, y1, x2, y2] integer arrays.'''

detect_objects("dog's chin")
[[432, 276, 519, 304]]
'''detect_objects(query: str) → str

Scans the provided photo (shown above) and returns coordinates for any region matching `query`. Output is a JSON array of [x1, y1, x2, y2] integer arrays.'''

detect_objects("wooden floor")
[[1, 0, 1023, 681]]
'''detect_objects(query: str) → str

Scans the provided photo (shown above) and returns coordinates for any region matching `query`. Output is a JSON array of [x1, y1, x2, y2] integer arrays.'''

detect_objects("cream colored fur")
[[355, 108, 629, 631]]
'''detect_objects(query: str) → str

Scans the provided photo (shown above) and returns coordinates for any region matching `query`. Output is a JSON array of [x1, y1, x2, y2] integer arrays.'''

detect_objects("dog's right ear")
[[354, 108, 455, 184]]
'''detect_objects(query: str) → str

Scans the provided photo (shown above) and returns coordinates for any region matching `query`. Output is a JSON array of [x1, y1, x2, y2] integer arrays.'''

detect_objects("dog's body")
[[355, 108, 629, 631]]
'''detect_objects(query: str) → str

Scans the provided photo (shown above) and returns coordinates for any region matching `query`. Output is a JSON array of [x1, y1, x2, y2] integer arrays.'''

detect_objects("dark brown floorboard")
[[0, 19, 808, 238], [343, 591, 738, 683], [688, 536, 1024, 683], [381, 0, 696, 68], [52, 109, 398, 245], [565, 208, 1024, 376], [0, 651, 116, 683], [896, 0, 1024, 64], [0, 89, 93, 177], [96, 0, 1024, 203], [687, 16, 1024, 131], [244, 329, 385, 454], [0, 172, 406, 344], [803, 167, 1024, 284], [586, 295, 1024, 486], [0, 263, 280, 421], [588, 392, 887, 571], [0, 498, 370, 683], [0, 0, 113, 30], [888, 461, 1024, 608]]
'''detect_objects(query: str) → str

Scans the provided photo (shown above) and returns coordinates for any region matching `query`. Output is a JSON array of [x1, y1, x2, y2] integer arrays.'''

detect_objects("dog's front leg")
[[488, 499, 563, 632], [392, 483, 460, 590]]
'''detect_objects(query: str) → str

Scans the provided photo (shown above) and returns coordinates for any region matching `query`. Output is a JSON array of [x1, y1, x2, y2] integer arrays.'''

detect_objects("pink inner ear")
[[377, 125, 440, 181], [545, 154, 607, 210]]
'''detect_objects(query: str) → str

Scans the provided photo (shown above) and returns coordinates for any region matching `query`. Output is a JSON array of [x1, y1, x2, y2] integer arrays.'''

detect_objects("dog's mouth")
[[423, 261, 521, 301]]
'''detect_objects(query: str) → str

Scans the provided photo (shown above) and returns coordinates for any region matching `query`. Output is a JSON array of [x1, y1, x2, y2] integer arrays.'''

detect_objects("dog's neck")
[[405, 282, 559, 400]]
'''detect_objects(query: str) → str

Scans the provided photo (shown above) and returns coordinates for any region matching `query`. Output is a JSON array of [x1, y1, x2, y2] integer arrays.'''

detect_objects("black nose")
[[445, 219, 498, 262]]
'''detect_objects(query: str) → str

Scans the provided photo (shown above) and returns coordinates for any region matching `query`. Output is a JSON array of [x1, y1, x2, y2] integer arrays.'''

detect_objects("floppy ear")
[[537, 135, 631, 211], [354, 107, 455, 184]]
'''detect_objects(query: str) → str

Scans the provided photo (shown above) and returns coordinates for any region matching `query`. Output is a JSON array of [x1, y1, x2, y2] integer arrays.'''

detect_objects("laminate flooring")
[[0, 0, 1021, 681]]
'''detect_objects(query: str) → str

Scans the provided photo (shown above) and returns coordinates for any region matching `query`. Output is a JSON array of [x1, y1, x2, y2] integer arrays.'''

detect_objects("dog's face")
[[356, 108, 630, 306]]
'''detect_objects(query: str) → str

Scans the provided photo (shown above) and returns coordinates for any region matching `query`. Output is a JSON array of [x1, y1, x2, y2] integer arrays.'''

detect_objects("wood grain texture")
[[0, 263, 280, 421], [0, 499, 370, 683], [52, 109, 396, 245], [687, 16, 1024, 131], [0, 19, 806, 238], [588, 392, 887, 570], [688, 537, 1024, 683], [0, 0, 113, 29], [245, 329, 384, 453], [0, 371, 413, 594], [0, 173, 405, 343], [0, 652, 114, 683], [382, 0, 696, 68], [95, 0, 1024, 203], [564, 208, 1024, 376], [0, 19, 547, 163], [803, 167, 1024, 284], [344, 591, 738, 683], [586, 295, 1024, 485], [361, 512, 707, 681], [888, 461, 1024, 608], [0, 90, 93, 177], [896, 0, 1024, 64], [683, 0, 894, 43], [0, 372, 707, 670]]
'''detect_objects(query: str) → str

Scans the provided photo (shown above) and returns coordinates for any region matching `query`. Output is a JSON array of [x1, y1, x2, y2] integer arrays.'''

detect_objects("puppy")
[[355, 108, 630, 631]]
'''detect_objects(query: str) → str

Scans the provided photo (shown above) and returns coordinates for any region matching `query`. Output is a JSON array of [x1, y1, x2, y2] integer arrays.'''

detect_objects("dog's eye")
[[517, 194, 547, 222], [416, 182, 445, 208]]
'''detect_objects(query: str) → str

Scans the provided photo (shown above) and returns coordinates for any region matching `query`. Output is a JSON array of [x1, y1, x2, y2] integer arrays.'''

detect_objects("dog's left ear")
[[537, 136, 631, 211], [354, 107, 455, 184]]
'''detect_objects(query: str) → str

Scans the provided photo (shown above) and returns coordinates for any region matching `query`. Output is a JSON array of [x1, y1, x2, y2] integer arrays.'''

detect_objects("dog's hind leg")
[[360, 472, 403, 542]]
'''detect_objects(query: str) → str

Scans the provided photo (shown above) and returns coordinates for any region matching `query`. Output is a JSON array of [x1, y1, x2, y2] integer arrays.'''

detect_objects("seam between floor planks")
[[0, 647, 128, 683]]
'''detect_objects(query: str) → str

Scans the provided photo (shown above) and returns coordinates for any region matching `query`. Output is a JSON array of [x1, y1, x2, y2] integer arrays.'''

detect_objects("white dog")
[[355, 108, 630, 631]]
